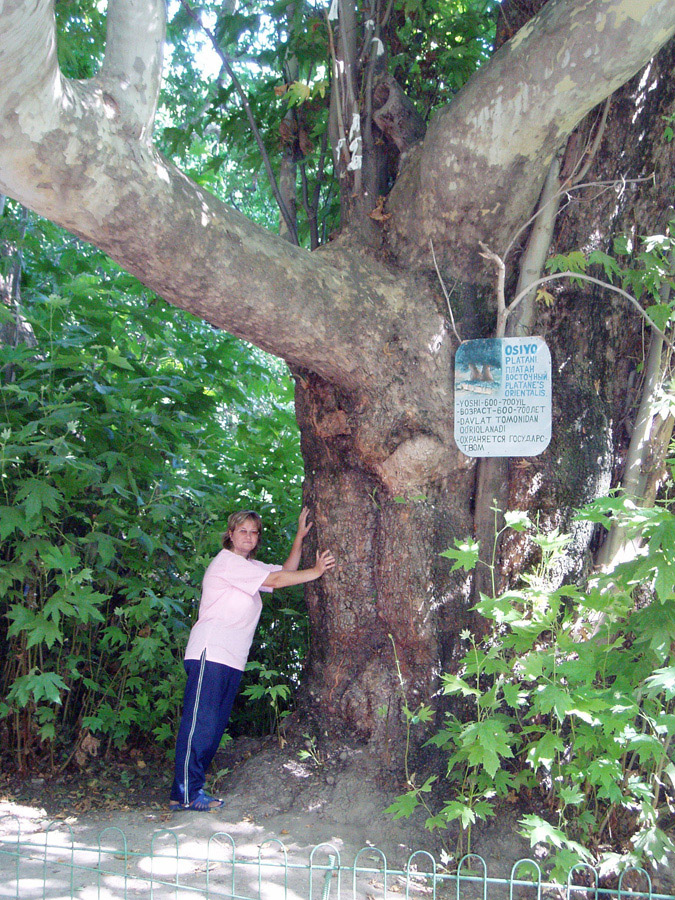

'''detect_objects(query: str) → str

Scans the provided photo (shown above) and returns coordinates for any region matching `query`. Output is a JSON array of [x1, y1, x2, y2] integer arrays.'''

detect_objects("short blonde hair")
[[222, 510, 263, 557]]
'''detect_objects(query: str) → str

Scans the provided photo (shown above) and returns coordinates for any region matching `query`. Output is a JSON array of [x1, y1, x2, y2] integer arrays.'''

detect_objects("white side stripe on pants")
[[183, 651, 207, 805]]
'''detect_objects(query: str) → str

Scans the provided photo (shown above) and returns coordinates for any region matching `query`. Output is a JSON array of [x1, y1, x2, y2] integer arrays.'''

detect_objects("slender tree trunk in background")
[[0, 203, 34, 357], [278, 3, 299, 243]]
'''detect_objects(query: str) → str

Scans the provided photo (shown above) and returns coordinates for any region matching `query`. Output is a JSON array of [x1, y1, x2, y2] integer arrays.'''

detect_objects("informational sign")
[[454, 337, 551, 457]]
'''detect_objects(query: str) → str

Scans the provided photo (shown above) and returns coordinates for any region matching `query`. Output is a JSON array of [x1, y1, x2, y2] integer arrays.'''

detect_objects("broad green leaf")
[[531, 683, 572, 720], [435, 800, 477, 829], [588, 249, 621, 279], [504, 510, 531, 532], [105, 347, 135, 370], [15, 479, 63, 520], [586, 758, 623, 802], [525, 732, 564, 771], [384, 789, 421, 820], [644, 666, 675, 699], [441, 672, 480, 698], [440, 538, 480, 572], [502, 681, 529, 709], [461, 719, 514, 778], [39, 544, 81, 572], [0, 506, 29, 539]]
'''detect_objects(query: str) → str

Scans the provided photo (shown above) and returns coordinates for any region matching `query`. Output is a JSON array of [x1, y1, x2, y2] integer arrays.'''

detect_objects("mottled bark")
[[386, 0, 675, 276], [294, 372, 474, 750]]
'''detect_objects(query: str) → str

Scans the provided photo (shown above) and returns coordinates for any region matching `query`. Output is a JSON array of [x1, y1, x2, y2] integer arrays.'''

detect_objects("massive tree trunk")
[[1, 0, 675, 758], [294, 367, 475, 749]]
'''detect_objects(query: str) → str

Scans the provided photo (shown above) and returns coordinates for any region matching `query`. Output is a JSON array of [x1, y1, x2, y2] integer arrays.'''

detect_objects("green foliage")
[[439, 538, 480, 572], [51, 0, 500, 253], [0, 205, 306, 766], [546, 221, 675, 334], [55, 0, 107, 79], [389, 499, 675, 880], [151, 0, 498, 249], [157, 0, 337, 246], [389, 0, 498, 118], [297, 732, 326, 767], [241, 659, 292, 738]]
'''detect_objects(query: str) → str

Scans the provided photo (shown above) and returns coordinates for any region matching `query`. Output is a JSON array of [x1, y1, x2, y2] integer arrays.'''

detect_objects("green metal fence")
[[1, 814, 674, 900]]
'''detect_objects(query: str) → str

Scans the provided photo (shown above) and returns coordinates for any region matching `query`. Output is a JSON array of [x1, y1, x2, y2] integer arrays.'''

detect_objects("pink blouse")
[[184, 549, 283, 670]]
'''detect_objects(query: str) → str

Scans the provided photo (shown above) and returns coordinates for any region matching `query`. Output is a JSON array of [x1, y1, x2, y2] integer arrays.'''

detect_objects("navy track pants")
[[170, 654, 243, 806]]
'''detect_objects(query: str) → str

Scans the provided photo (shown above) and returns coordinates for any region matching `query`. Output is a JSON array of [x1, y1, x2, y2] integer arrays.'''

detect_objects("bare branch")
[[508, 271, 675, 351], [429, 239, 461, 343], [180, 0, 299, 246], [503, 174, 653, 270], [326, 15, 350, 167], [569, 98, 611, 187], [478, 242, 506, 337]]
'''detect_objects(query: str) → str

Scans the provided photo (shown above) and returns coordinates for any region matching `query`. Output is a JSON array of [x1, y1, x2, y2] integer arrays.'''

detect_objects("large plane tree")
[[1, 0, 675, 760]]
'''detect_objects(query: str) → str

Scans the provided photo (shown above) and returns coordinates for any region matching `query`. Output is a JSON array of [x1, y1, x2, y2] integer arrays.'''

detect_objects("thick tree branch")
[[0, 0, 443, 391], [372, 76, 426, 153], [386, 0, 675, 277], [99, 0, 165, 139]]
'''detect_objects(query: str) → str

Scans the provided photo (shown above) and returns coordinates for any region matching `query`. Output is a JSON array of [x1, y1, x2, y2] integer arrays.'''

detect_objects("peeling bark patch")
[[101, 92, 120, 119], [507, 18, 536, 49], [315, 410, 352, 438], [612, 0, 654, 27], [555, 75, 576, 93], [375, 435, 448, 495]]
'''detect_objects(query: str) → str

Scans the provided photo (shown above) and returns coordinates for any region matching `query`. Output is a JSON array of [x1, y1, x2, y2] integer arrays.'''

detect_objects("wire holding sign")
[[454, 337, 552, 458]]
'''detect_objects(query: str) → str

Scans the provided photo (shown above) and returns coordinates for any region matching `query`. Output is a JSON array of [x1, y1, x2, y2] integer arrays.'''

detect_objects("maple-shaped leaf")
[[462, 719, 514, 778], [535, 288, 556, 307], [15, 479, 63, 521], [440, 538, 480, 572], [644, 665, 675, 699], [525, 731, 564, 772]]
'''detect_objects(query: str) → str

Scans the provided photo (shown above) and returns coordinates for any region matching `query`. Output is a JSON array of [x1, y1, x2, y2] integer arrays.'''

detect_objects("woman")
[[170, 507, 335, 811]]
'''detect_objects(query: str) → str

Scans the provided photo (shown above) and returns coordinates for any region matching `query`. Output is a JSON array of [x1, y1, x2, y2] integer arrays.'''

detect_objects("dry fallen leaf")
[[368, 196, 390, 223]]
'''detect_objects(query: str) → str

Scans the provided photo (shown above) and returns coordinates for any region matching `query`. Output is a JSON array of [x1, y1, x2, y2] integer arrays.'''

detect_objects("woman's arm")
[[263, 550, 335, 589], [282, 506, 313, 571]]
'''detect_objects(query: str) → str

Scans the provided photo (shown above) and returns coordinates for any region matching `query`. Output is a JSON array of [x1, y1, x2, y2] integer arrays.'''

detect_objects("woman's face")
[[229, 517, 260, 557]]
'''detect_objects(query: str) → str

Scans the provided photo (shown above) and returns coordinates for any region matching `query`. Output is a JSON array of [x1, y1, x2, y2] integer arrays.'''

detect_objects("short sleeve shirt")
[[184, 549, 283, 670]]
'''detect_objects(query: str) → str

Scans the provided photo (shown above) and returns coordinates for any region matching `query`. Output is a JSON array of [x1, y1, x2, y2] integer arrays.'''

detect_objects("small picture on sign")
[[453, 336, 552, 458], [455, 338, 502, 396]]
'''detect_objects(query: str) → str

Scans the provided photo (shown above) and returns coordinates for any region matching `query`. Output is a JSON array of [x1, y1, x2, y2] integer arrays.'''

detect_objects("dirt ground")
[[1, 734, 675, 898], [0, 732, 524, 865]]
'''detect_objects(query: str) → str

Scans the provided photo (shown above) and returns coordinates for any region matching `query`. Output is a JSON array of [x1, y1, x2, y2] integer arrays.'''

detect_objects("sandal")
[[170, 789, 224, 812]]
